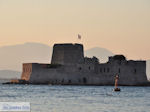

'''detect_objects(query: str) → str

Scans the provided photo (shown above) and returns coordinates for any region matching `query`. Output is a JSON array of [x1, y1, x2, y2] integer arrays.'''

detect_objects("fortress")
[[20, 43, 150, 86]]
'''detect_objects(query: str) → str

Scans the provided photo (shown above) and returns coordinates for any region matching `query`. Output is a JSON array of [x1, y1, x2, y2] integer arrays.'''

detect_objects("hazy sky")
[[0, 0, 150, 60]]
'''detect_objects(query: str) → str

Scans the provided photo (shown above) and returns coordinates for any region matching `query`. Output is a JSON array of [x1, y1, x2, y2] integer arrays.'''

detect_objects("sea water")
[[0, 84, 150, 112]]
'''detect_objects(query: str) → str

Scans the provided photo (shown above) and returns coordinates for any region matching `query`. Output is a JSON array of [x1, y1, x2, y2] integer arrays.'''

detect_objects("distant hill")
[[0, 70, 21, 79], [85, 47, 114, 63], [0, 42, 52, 71]]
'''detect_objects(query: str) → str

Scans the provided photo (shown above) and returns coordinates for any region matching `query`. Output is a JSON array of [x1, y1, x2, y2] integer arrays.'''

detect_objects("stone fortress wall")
[[21, 43, 149, 86]]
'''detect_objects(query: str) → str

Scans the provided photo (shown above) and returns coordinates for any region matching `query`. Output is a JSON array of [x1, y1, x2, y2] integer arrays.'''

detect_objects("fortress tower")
[[51, 43, 84, 65]]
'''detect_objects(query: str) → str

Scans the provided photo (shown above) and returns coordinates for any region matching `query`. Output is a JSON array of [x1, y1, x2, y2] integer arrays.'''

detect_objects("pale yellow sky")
[[0, 0, 150, 60]]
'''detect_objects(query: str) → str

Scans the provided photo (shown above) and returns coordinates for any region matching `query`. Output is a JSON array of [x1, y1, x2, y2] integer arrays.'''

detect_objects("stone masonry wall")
[[22, 60, 149, 86]]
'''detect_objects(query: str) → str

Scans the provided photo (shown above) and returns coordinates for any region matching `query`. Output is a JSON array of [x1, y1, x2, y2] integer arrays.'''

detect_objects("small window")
[[79, 67, 82, 70], [83, 77, 87, 84], [89, 66, 91, 70], [68, 80, 71, 83], [118, 68, 121, 73], [134, 69, 136, 74], [62, 79, 64, 83]]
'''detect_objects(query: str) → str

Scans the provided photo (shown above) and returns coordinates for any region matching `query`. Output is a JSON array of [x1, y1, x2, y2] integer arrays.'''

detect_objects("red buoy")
[[114, 75, 121, 92]]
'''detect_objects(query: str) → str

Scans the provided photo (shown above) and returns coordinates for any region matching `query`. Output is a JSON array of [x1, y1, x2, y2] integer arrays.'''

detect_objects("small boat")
[[114, 75, 121, 92]]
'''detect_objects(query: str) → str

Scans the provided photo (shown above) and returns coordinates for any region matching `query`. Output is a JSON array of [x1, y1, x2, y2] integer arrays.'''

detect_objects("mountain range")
[[0, 70, 21, 79], [0, 42, 52, 71], [0, 70, 21, 83], [0, 42, 149, 79]]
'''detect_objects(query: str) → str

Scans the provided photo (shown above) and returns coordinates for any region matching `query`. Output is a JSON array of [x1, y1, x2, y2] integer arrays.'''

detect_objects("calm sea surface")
[[0, 84, 150, 112]]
